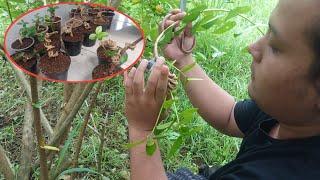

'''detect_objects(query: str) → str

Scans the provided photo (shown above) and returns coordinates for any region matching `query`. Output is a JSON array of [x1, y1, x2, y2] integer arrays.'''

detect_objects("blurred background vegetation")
[[0, 0, 277, 179]]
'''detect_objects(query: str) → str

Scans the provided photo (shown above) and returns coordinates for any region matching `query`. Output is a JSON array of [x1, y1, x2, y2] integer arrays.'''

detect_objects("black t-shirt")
[[209, 100, 320, 180]]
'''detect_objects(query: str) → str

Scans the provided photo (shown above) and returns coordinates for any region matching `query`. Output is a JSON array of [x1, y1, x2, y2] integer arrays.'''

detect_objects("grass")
[[0, 0, 277, 179]]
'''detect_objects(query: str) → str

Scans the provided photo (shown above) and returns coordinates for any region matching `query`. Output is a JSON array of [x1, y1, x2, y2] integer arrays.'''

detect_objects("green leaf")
[[146, 138, 157, 156], [159, 25, 174, 47], [225, 6, 251, 20], [162, 99, 175, 109], [120, 53, 128, 64], [89, 33, 97, 40], [124, 139, 146, 149], [156, 122, 172, 131], [182, 5, 206, 24], [32, 100, 45, 109], [96, 26, 102, 33], [168, 136, 183, 158], [101, 32, 108, 37], [11, 0, 25, 3], [213, 21, 237, 34], [181, 62, 196, 73], [180, 108, 198, 123], [58, 168, 103, 177], [201, 15, 224, 30]]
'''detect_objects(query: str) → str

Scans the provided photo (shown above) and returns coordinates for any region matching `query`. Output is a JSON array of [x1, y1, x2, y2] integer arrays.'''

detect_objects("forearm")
[[128, 127, 167, 180], [175, 55, 235, 131]]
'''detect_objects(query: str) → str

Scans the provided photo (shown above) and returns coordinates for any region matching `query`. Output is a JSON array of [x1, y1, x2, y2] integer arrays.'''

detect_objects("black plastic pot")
[[63, 40, 82, 56], [43, 69, 68, 80], [11, 37, 35, 52], [105, 10, 115, 29], [83, 33, 96, 47]]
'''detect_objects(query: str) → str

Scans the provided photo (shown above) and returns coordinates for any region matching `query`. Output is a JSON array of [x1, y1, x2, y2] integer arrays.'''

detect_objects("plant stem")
[[5, 0, 13, 23], [154, 21, 179, 58], [151, 103, 164, 134], [97, 119, 107, 178], [30, 76, 49, 180]]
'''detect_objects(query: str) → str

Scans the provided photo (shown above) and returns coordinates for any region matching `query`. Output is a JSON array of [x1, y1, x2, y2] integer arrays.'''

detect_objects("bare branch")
[[0, 145, 15, 180], [18, 103, 34, 180], [30, 76, 49, 180]]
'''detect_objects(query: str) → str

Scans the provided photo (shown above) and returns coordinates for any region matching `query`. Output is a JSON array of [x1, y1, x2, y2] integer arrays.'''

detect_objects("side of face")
[[248, 0, 320, 126]]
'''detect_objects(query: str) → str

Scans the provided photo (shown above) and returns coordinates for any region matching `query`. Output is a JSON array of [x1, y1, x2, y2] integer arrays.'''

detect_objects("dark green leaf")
[[162, 99, 175, 109], [213, 21, 236, 34], [201, 15, 224, 30], [168, 136, 183, 158], [182, 5, 206, 24], [159, 25, 174, 47], [146, 138, 157, 156], [225, 6, 251, 20], [156, 122, 172, 131], [32, 100, 45, 109]]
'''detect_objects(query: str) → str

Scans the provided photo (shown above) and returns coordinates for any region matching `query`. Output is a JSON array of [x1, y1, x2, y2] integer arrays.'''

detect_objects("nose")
[[248, 40, 262, 63]]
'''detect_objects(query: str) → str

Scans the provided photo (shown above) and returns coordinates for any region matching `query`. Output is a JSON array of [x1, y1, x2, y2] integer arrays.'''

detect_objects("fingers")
[[124, 67, 136, 97], [169, 12, 186, 21], [184, 22, 193, 37], [156, 65, 169, 102], [145, 57, 165, 99], [133, 59, 148, 96], [159, 10, 186, 32], [170, 9, 182, 15]]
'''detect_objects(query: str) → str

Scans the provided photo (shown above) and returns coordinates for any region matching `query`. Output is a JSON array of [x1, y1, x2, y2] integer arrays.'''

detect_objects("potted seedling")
[[33, 13, 48, 56], [93, 11, 110, 32], [45, 6, 61, 34], [88, 6, 99, 18], [62, 18, 84, 56], [39, 31, 71, 80], [89, 26, 115, 64], [101, 8, 115, 30], [10, 51, 37, 73], [70, 5, 83, 18], [11, 20, 35, 52], [81, 17, 97, 47]]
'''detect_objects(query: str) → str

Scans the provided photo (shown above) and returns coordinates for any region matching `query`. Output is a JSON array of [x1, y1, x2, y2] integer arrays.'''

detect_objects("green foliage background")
[[0, 0, 277, 179]]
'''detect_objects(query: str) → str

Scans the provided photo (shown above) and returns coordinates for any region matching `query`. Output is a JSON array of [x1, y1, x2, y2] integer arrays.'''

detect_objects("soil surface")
[[97, 46, 120, 64], [39, 52, 71, 74], [92, 63, 122, 79], [11, 38, 33, 50], [11, 52, 37, 70], [61, 32, 83, 42]]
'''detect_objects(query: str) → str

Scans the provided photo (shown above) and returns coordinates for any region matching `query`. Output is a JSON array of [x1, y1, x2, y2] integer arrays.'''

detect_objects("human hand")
[[159, 9, 195, 67], [124, 57, 169, 132]]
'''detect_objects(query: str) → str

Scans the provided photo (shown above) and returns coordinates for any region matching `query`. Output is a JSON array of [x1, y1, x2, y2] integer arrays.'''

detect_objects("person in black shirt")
[[123, 0, 320, 179]]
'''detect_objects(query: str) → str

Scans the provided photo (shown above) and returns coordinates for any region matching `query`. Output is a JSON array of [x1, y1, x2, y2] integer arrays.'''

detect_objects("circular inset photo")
[[4, 2, 145, 82]]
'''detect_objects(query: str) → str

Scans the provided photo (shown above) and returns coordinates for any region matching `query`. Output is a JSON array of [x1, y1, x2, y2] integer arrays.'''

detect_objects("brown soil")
[[92, 63, 122, 79], [61, 32, 83, 42], [11, 38, 33, 50], [11, 52, 37, 70], [34, 42, 46, 53], [83, 21, 97, 34], [97, 46, 120, 64], [39, 52, 71, 74]]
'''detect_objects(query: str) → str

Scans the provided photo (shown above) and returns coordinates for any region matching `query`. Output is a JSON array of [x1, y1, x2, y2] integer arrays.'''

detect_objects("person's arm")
[[129, 127, 167, 180], [124, 58, 169, 180], [161, 10, 243, 137]]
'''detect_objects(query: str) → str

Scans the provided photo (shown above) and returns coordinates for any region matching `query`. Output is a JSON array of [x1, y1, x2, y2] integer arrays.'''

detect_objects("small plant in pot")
[[45, 6, 61, 34], [93, 11, 110, 32], [11, 20, 35, 52], [10, 51, 38, 73], [101, 8, 115, 30], [70, 5, 83, 18], [39, 33, 71, 80], [82, 19, 97, 47], [62, 18, 84, 56], [33, 13, 48, 56]]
